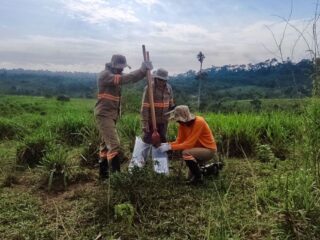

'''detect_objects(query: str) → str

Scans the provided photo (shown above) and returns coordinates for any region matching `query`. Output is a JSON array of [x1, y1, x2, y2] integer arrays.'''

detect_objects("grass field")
[[0, 95, 320, 239]]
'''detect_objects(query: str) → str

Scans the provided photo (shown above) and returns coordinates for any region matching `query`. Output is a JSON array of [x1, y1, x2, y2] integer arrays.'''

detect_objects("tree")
[[197, 51, 205, 111]]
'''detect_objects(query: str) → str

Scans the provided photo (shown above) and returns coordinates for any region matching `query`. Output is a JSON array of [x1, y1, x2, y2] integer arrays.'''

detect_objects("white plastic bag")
[[129, 137, 169, 175], [152, 146, 169, 175], [128, 137, 151, 171]]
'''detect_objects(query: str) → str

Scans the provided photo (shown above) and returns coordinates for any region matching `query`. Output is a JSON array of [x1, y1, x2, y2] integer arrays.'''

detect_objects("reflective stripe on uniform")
[[98, 93, 120, 101], [143, 102, 170, 108], [99, 150, 108, 159], [107, 151, 118, 161], [183, 153, 196, 161]]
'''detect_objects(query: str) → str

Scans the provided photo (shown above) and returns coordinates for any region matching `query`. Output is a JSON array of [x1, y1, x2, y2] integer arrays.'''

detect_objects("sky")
[[0, 0, 318, 74]]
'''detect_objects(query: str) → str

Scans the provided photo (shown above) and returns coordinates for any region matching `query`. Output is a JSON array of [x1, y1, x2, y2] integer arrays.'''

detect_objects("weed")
[[114, 203, 135, 225]]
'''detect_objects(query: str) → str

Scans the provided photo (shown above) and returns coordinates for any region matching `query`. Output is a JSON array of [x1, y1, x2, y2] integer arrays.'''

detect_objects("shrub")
[[56, 95, 70, 101]]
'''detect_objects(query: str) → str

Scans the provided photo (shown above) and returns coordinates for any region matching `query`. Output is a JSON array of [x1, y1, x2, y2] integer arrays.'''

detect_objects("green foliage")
[[16, 131, 53, 168], [305, 99, 320, 180], [79, 123, 100, 167], [50, 115, 89, 146], [40, 145, 72, 191], [0, 190, 55, 239], [114, 203, 134, 225], [255, 144, 276, 163], [1, 95, 320, 239], [117, 114, 141, 153], [0, 118, 25, 140], [205, 112, 302, 159], [258, 168, 320, 239]]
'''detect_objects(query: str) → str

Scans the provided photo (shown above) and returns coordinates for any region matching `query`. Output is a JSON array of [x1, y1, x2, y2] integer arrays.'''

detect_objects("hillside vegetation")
[[0, 58, 313, 108]]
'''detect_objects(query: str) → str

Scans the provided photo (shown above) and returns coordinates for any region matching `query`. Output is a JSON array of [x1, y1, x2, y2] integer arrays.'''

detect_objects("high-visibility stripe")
[[143, 102, 170, 108], [99, 150, 108, 159], [98, 93, 120, 101], [113, 74, 121, 85], [183, 154, 196, 161], [107, 151, 118, 160]]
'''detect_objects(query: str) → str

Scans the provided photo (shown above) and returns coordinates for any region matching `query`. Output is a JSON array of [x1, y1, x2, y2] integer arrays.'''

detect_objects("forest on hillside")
[[0, 59, 313, 104]]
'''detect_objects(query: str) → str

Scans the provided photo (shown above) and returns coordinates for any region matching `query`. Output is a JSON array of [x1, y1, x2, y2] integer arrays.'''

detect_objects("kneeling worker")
[[158, 105, 217, 184]]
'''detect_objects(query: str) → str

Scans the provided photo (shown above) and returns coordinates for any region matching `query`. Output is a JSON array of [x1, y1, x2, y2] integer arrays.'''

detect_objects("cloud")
[[150, 21, 221, 43], [135, 0, 159, 7], [0, 16, 314, 74], [62, 0, 139, 24]]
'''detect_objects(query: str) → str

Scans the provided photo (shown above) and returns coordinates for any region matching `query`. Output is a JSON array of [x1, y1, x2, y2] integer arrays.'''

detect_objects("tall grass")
[[49, 114, 91, 146], [0, 118, 25, 140], [258, 168, 320, 239], [16, 130, 54, 168], [205, 112, 302, 159], [305, 99, 320, 181]]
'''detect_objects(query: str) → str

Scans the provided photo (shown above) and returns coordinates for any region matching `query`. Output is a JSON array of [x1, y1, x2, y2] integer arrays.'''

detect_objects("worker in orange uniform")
[[95, 54, 153, 180], [158, 105, 217, 184]]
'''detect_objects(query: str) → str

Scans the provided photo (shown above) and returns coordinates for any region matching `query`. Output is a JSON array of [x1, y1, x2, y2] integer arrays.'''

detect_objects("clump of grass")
[[0, 118, 25, 140], [205, 112, 302, 159], [40, 145, 72, 191], [16, 131, 53, 168], [114, 203, 134, 226], [256, 144, 276, 163], [50, 115, 89, 146], [79, 123, 100, 168]]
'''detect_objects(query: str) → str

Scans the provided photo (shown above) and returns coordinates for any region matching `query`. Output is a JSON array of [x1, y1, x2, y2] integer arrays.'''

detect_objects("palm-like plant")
[[197, 51, 205, 111]]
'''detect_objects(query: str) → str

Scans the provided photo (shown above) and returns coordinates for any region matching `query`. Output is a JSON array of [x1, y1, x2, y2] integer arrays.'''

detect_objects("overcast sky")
[[0, 0, 318, 74]]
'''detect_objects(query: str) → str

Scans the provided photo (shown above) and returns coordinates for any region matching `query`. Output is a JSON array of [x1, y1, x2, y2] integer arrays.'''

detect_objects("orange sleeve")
[[170, 120, 204, 150]]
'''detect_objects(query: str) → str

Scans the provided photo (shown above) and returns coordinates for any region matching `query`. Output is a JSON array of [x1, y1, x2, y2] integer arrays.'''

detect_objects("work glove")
[[141, 61, 153, 71], [158, 143, 171, 152]]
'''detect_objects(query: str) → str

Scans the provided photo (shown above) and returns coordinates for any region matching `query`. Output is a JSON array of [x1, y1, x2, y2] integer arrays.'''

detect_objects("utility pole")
[[197, 51, 205, 111]]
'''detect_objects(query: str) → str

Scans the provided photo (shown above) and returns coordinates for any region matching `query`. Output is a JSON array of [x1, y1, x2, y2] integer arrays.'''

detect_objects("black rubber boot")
[[99, 159, 109, 180], [185, 160, 203, 185], [111, 155, 121, 172]]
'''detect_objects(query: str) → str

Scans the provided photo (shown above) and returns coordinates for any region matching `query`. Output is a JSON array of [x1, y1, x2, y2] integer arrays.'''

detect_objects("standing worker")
[[158, 105, 218, 184], [141, 68, 175, 146], [129, 68, 175, 174], [95, 54, 153, 180]]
